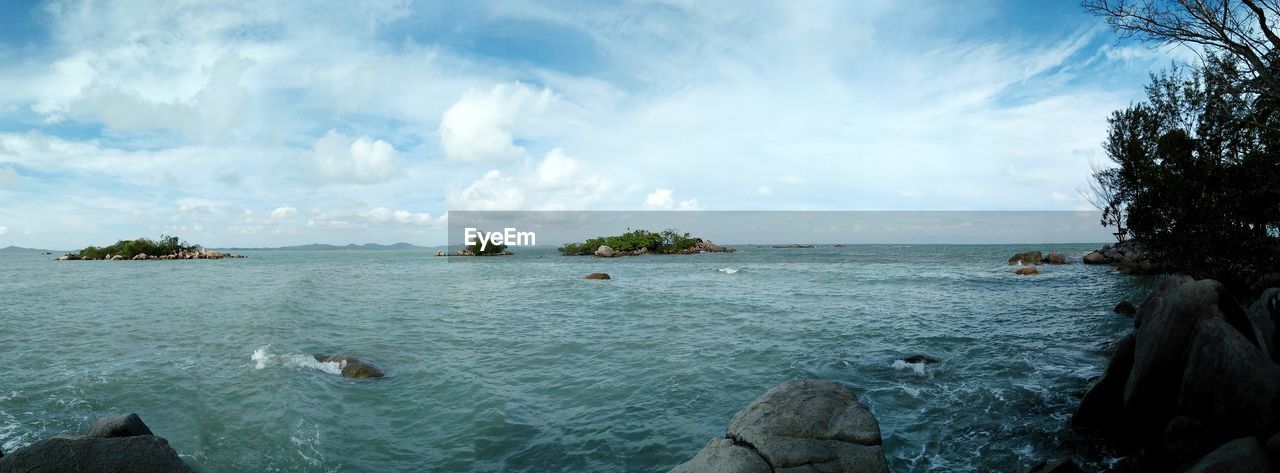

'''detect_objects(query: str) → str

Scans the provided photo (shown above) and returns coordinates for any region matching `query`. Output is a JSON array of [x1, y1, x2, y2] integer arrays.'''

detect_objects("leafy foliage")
[[78, 235, 201, 259], [558, 229, 698, 255], [465, 240, 508, 255], [1089, 55, 1280, 286]]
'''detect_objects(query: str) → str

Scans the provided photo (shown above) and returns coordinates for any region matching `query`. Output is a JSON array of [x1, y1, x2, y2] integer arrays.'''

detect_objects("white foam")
[[718, 268, 738, 274], [892, 359, 928, 376], [251, 346, 344, 375]]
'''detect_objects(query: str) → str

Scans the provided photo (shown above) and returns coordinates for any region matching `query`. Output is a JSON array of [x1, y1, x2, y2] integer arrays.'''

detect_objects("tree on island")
[[79, 235, 202, 260], [464, 240, 508, 256], [1085, 0, 1280, 289], [558, 229, 702, 255]]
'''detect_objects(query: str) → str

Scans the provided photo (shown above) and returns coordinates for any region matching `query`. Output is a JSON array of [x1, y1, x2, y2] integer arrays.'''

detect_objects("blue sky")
[[0, 1, 1189, 248]]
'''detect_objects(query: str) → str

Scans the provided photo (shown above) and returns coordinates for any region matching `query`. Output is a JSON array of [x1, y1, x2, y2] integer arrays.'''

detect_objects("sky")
[[0, 0, 1191, 248]]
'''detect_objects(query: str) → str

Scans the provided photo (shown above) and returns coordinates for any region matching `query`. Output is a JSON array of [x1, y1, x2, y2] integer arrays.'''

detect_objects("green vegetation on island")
[[463, 240, 509, 256], [558, 229, 732, 256], [64, 235, 242, 260]]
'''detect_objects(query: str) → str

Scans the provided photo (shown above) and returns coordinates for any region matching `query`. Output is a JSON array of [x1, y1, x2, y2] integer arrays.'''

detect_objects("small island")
[[58, 235, 244, 260], [443, 240, 512, 256], [558, 229, 733, 257]]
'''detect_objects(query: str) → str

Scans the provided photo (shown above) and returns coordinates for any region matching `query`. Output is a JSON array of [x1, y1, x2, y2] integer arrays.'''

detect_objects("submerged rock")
[[583, 273, 611, 280], [1115, 300, 1137, 316], [0, 413, 192, 473], [1014, 267, 1039, 275], [314, 355, 386, 379], [901, 355, 938, 364], [670, 379, 888, 473]]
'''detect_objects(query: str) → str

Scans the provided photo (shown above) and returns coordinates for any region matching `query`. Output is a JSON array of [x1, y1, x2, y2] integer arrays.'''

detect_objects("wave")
[[718, 268, 739, 274], [891, 359, 929, 376], [251, 346, 343, 375]]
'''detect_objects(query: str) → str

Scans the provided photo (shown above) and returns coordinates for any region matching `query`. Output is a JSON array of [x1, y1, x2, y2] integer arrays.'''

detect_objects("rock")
[[1182, 437, 1273, 473], [1022, 459, 1084, 473], [1014, 267, 1039, 275], [1084, 251, 1107, 264], [132, 253, 148, 260], [56, 254, 79, 261], [1073, 332, 1136, 435], [0, 413, 191, 473], [1045, 252, 1068, 264], [1008, 250, 1043, 265], [1267, 433, 1280, 459], [1164, 416, 1216, 464], [435, 251, 445, 257], [0, 436, 193, 473], [595, 245, 617, 257], [314, 355, 385, 379], [1115, 301, 1137, 316], [583, 273, 611, 280], [1248, 288, 1280, 363], [110, 255, 123, 261], [1176, 316, 1280, 438], [669, 437, 770, 473], [725, 379, 888, 473], [85, 413, 155, 438], [901, 355, 938, 364]]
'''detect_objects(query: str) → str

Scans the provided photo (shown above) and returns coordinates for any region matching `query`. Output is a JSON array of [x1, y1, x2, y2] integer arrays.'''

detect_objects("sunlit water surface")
[[0, 245, 1155, 472]]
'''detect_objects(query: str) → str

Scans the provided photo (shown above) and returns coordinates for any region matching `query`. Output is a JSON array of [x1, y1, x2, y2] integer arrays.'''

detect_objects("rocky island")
[[559, 229, 734, 257], [57, 235, 244, 261]]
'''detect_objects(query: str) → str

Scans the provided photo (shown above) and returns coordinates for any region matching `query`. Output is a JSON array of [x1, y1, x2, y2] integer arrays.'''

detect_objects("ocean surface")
[[0, 244, 1156, 472]]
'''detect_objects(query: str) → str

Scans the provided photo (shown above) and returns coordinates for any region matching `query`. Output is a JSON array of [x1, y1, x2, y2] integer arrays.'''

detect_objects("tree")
[[1089, 54, 1280, 287], [1083, 0, 1280, 98]]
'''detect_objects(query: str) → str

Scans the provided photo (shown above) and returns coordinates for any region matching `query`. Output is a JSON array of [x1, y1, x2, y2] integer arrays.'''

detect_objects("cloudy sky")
[[0, 1, 1185, 248]]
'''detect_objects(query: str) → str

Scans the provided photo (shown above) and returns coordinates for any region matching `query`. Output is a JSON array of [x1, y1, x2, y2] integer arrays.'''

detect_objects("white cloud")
[[307, 130, 400, 185], [270, 206, 297, 219], [642, 187, 702, 210], [439, 82, 555, 163], [306, 207, 440, 230], [756, 185, 772, 196], [448, 149, 612, 210], [0, 226, 8, 236], [0, 166, 17, 188]]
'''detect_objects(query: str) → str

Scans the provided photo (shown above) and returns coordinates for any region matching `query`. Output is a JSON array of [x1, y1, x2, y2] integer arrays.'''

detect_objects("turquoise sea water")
[[0, 245, 1155, 472]]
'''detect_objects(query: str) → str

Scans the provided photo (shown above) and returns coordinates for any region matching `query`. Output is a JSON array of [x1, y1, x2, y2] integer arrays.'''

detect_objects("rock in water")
[[583, 273, 611, 280], [85, 413, 154, 438], [0, 413, 192, 473], [725, 379, 888, 473], [1008, 250, 1043, 265], [1115, 301, 1137, 316], [669, 438, 770, 473], [1014, 267, 1039, 275], [901, 355, 938, 364], [594, 245, 617, 257], [315, 355, 386, 379], [1045, 252, 1068, 264], [1083, 250, 1107, 264]]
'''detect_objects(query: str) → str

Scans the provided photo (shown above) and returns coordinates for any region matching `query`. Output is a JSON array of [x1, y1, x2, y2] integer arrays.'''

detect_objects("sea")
[[0, 244, 1157, 472]]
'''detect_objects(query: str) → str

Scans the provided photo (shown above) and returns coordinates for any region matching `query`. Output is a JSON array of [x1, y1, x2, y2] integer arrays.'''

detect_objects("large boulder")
[[583, 273, 611, 280], [314, 355, 386, 379], [725, 379, 888, 473], [1075, 276, 1280, 454], [1115, 301, 1137, 316], [595, 245, 617, 257], [1008, 251, 1043, 265], [1182, 436, 1273, 473], [1083, 251, 1107, 265], [1044, 252, 1068, 264], [85, 413, 154, 438], [0, 413, 192, 473], [669, 438, 770, 473], [1248, 288, 1280, 363], [1014, 267, 1039, 275]]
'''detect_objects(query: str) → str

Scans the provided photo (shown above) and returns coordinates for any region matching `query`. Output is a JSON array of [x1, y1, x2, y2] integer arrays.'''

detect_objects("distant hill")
[[217, 242, 427, 251], [0, 246, 59, 254]]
